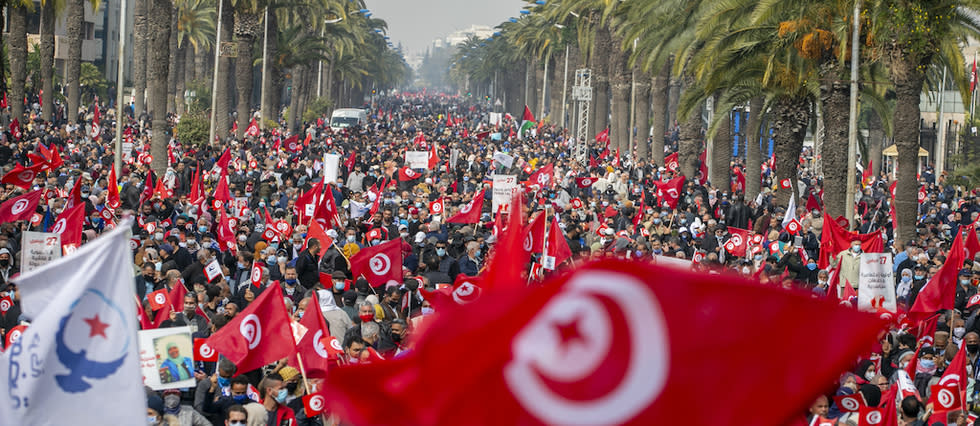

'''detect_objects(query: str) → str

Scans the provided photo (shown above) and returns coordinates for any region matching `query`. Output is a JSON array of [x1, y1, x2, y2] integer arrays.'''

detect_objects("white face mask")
[[864, 371, 875, 381], [954, 327, 966, 338]]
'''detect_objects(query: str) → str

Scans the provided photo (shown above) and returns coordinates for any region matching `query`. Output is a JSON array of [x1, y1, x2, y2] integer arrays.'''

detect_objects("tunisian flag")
[[1, 162, 45, 189], [0, 189, 42, 223], [320, 259, 885, 426], [350, 238, 404, 287], [909, 225, 969, 321], [52, 203, 85, 250], [654, 176, 685, 209], [664, 152, 679, 172], [106, 165, 121, 209], [204, 284, 295, 373], [522, 211, 546, 255], [446, 190, 486, 224], [526, 164, 554, 190], [724, 227, 750, 257], [817, 214, 884, 269], [289, 291, 337, 378]]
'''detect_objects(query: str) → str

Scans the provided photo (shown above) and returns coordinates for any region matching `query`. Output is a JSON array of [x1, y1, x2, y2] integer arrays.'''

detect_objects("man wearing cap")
[[955, 269, 977, 312], [0, 248, 13, 285]]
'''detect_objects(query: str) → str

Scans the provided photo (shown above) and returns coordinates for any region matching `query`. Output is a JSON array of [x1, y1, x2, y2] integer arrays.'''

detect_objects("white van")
[[329, 108, 368, 132]]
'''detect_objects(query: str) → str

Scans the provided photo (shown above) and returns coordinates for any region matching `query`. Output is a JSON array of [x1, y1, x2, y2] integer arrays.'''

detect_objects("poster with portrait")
[[138, 326, 196, 390]]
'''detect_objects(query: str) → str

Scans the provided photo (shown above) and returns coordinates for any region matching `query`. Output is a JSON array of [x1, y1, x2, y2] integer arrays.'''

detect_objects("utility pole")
[[114, 0, 127, 174], [844, 0, 862, 229], [208, 0, 224, 146]]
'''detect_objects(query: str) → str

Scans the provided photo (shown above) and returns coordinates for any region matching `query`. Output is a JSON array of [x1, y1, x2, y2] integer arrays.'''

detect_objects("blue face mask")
[[237, 262, 246, 269], [914, 275, 925, 280], [217, 376, 230, 388], [806, 263, 816, 270], [148, 416, 158, 425], [919, 359, 936, 369], [474, 250, 481, 257], [275, 388, 288, 403], [334, 281, 345, 291], [436, 248, 446, 257], [285, 278, 298, 286], [199, 226, 208, 233], [232, 394, 249, 404]]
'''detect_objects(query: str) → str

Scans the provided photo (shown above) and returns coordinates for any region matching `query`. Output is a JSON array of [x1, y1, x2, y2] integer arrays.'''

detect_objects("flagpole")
[[114, 0, 126, 176]]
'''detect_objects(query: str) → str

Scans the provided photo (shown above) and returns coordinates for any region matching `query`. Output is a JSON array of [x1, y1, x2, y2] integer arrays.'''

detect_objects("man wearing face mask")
[[954, 269, 977, 312], [161, 389, 211, 426], [294, 238, 321, 290], [203, 375, 252, 424], [906, 265, 931, 308], [833, 241, 863, 291], [258, 373, 296, 426]]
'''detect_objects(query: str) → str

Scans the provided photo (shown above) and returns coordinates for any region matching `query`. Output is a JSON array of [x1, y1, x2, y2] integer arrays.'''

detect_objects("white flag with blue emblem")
[[0, 220, 145, 425]]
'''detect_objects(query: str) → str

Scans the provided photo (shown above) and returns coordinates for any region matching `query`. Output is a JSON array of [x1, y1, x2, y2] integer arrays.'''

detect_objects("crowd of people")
[[1, 92, 979, 425]]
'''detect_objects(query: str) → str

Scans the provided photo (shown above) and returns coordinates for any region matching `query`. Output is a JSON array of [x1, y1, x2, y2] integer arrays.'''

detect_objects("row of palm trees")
[[2, 0, 411, 173], [449, 0, 980, 241]]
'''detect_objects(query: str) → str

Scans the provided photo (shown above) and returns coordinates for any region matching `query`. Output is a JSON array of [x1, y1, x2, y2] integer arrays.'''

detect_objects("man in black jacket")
[[295, 238, 321, 290]]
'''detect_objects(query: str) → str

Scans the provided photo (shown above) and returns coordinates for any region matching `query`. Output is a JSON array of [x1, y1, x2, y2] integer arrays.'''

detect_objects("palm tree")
[[39, 0, 58, 121], [231, 0, 263, 138], [64, 0, 88, 123], [174, 0, 216, 114], [133, 0, 148, 116], [147, 0, 172, 176], [7, 0, 33, 122], [867, 0, 978, 240]]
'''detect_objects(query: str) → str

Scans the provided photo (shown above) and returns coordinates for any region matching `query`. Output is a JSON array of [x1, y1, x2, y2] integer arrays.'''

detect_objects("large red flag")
[[964, 226, 980, 261], [52, 203, 85, 251], [724, 227, 750, 257], [290, 291, 337, 378], [482, 191, 529, 294], [152, 281, 188, 328], [106, 165, 120, 209], [350, 238, 403, 287], [312, 186, 343, 230], [212, 171, 232, 204], [215, 148, 232, 170], [446, 190, 486, 224], [522, 211, 547, 255], [546, 216, 573, 267], [654, 176, 685, 209], [664, 152, 679, 172], [1, 162, 45, 189], [817, 214, 884, 269], [526, 164, 554, 190], [0, 189, 42, 223], [304, 219, 334, 263], [216, 207, 237, 253], [204, 284, 295, 373], [910, 226, 969, 321], [428, 144, 440, 169], [295, 180, 324, 225], [320, 259, 885, 426]]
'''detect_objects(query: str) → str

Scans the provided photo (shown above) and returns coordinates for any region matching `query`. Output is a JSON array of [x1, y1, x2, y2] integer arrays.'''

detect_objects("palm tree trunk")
[[678, 76, 702, 180], [234, 10, 258, 138], [39, 0, 55, 122], [668, 76, 681, 128], [8, 4, 28, 122], [591, 25, 611, 140], [744, 96, 765, 200], [891, 58, 925, 242], [609, 33, 631, 154], [194, 50, 205, 83], [820, 73, 850, 219], [133, 0, 148, 117], [650, 60, 670, 166], [770, 95, 812, 209], [215, 0, 234, 140], [166, 12, 178, 114], [287, 66, 303, 131], [65, 0, 84, 124], [633, 64, 651, 161], [868, 111, 884, 176], [525, 58, 538, 114], [147, 0, 172, 176], [711, 101, 732, 191]]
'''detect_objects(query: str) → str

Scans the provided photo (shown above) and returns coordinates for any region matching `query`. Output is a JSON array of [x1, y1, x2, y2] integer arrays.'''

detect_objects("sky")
[[366, 0, 526, 56]]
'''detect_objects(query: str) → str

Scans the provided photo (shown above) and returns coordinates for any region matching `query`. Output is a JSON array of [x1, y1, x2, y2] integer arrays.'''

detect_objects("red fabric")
[[429, 198, 445, 216], [204, 285, 295, 373], [653, 176, 685, 209], [303, 132, 312, 146], [194, 338, 219, 362], [482, 192, 529, 293], [312, 187, 343, 231], [216, 207, 237, 253], [832, 394, 864, 413], [0, 189, 42, 223], [215, 149, 232, 170], [290, 291, 336, 378], [9, 118, 21, 140], [294, 181, 324, 226], [527, 164, 555, 189], [246, 119, 260, 137], [344, 151, 356, 172], [817, 214, 884, 269], [446, 190, 486, 224], [723, 227, 750, 257], [574, 177, 596, 188], [147, 289, 168, 310], [212, 171, 232, 203], [595, 128, 609, 145], [909, 226, 969, 322], [428, 144, 440, 169], [522, 212, 546, 255], [964, 226, 980, 261], [546, 216, 572, 267], [589, 155, 598, 169], [320, 258, 885, 426], [805, 192, 822, 212], [350, 238, 404, 287], [284, 135, 301, 152], [152, 282, 188, 328], [1, 163, 45, 189], [304, 220, 334, 263], [106, 166, 120, 209], [732, 167, 745, 193], [52, 203, 85, 250], [697, 149, 708, 185], [663, 153, 680, 173], [399, 167, 421, 181], [862, 160, 873, 187]]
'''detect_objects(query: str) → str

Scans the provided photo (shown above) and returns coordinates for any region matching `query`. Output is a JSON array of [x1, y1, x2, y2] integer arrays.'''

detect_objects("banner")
[[492, 175, 518, 213], [20, 231, 61, 274], [405, 151, 428, 169], [138, 326, 196, 391], [323, 153, 340, 184], [489, 112, 502, 126], [492, 152, 514, 169], [858, 253, 897, 313]]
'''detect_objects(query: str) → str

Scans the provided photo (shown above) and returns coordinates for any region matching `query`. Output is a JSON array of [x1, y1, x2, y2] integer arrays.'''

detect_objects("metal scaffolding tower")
[[572, 69, 592, 165]]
